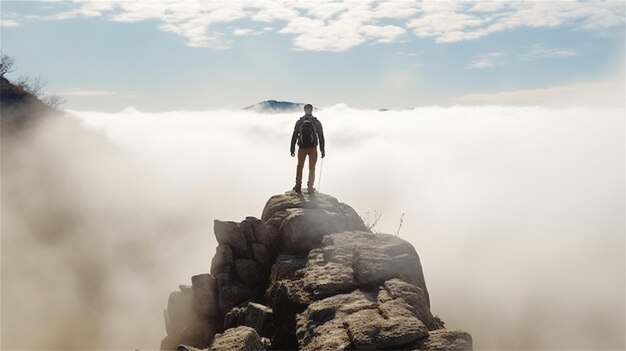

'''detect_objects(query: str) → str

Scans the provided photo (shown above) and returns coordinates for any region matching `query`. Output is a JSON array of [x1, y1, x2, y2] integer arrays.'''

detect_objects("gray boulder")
[[261, 192, 367, 254], [191, 274, 219, 319], [383, 278, 438, 330], [217, 280, 257, 316], [214, 220, 249, 257], [279, 231, 431, 305], [412, 329, 473, 350], [296, 288, 429, 350], [223, 306, 246, 330], [240, 216, 279, 254], [222, 302, 273, 337], [210, 217, 277, 319], [245, 302, 273, 336], [163, 283, 219, 349], [251, 242, 271, 267], [235, 259, 263, 287], [209, 326, 265, 351], [210, 245, 234, 276]]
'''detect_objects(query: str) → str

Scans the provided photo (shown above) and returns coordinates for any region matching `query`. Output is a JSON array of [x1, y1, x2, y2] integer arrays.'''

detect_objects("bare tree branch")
[[0, 53, 16, 77]]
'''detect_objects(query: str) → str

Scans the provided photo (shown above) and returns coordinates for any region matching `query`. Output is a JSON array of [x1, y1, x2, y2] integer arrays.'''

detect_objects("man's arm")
[[290, 120, 300, 155], [316, 119, 325, 157]]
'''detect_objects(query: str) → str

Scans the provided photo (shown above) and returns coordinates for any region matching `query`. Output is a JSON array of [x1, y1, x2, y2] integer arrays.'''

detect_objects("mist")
[[1, 103, 624, 350]]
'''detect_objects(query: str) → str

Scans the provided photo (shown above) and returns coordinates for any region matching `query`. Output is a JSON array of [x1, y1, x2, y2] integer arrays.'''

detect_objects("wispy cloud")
[[454, 78, 624, 106], [232, 27, 265, 36], [232, 28, 252, 36], [8, 0, 626, 51], [396, 51, 418, 56], [520, 43, 581, 60], [1, 19, 20, 27], [469, 52, 505, 69], [58, 88, 134, 97], [470, 43, 581, 71]]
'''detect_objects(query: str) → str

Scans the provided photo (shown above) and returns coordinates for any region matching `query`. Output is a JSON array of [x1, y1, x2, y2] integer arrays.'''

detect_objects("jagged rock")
[[245, 302, 273, 336], [263, 255, 307, 325], [261, 192, 367, 254], [264, 255, 306, 296], [263, 230, 438, 349], [266, 280, 307, 349], [162, 192, 472, 351], [223, 306, 246, 330], [268, 255, 307, 281], [383, 278, 438, 330], [261, 192, 360, 223], [239, 217, 278, 253], [333, 231, 428, 289], [412, 329, 473, 350], [260, 337, 272, 349], [222, 302, 273, 337], [235, 258, 263, 286], [299, 248, 356, 299], [279, 231, 431, 305], [280, 208, 356, 254], [164, 283, 219, 349], [296, 288, 429, 350], [345, 308, 427, 350], [212, 217, 276, 323], [191, 274, 219, 319], [165, 288, 195, 338], [209, 326, 266, 351], [217, 281, 257, 316], [214, 220, 249, 257], [210, 245, 234, 276], [251, 242, 271, 267], [295, 290, 375, 351]]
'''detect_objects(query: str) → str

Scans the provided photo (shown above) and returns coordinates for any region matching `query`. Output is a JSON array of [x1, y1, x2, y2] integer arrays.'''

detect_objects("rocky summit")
[[161, 191, 472, 351]]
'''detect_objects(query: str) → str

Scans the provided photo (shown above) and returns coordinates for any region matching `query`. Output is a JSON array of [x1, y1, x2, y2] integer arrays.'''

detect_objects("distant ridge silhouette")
[[243, 100, 304, 113]]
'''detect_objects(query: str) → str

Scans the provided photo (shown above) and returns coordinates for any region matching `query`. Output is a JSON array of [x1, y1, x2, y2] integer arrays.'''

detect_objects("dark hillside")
[[1, 76, 61, 134]]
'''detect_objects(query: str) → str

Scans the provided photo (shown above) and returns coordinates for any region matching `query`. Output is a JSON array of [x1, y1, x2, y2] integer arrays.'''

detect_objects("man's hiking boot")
[[293, 184, 302, 193], [307, 187, 316, 195]]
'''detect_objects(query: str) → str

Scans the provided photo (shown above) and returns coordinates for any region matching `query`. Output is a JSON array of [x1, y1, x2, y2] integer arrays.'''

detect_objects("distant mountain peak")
[[243, 100, 305, 114]]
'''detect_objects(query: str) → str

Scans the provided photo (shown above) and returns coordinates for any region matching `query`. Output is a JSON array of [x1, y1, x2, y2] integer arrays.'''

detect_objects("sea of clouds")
[[1, 104, 624, 349]]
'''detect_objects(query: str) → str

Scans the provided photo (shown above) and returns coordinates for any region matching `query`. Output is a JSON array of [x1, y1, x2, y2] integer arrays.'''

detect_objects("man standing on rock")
[[290, 103, 325, 194]]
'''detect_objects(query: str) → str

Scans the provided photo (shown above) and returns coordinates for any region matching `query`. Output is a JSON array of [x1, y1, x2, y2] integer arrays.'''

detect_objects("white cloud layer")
[[455, 78, 625, 106], [3, 104, 623, 349], [15, 0, 626, 51]]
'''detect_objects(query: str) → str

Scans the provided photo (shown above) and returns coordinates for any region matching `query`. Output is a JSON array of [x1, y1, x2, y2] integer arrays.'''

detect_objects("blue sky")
[[1, 0, 624, 111]]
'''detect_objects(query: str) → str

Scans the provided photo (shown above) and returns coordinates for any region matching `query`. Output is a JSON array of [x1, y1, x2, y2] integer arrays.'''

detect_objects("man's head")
[[304, 104, 313, 115]]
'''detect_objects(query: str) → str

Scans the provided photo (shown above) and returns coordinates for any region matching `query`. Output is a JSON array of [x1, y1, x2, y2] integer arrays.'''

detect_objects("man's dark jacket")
[[290, 114, 325, 154]]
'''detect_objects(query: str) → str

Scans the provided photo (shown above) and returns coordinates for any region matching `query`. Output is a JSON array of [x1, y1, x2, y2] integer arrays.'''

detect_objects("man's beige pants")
[[296, 146, 318, 188]]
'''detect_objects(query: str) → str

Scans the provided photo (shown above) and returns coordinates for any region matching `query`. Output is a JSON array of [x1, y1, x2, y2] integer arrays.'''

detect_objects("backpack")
[[298, 117, 317, 148]]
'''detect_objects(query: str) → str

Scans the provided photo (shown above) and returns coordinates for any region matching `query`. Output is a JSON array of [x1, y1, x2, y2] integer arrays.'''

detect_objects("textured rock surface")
[[413, 330, 473, 350], [161, 191, 471, 351], [223, 302, 273, 336], [209, 326, 265, 351], [261, 192, 367, 254], [161, 282, 220, 350], [295, 286, 430, 350]]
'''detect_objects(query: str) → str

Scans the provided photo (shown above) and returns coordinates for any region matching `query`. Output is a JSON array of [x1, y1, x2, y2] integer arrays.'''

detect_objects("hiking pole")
[[318, 156, 324, 192]]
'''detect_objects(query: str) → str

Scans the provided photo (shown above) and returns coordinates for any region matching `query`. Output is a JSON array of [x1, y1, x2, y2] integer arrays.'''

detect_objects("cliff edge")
[[161, 191, 472, 350]]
